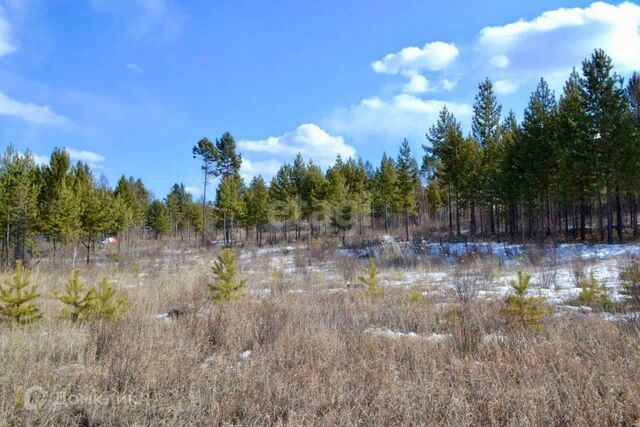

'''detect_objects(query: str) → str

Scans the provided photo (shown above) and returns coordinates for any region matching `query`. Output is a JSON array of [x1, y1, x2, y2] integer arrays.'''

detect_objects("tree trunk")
[[616, 185, 623, 243], [606, 180, 613, 244]]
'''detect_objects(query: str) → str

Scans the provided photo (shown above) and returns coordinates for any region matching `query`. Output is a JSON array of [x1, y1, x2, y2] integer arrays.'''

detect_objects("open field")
[[1, 237, 640, 425]]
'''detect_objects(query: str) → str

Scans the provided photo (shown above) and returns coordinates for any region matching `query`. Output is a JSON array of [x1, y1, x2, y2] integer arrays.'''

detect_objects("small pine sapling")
[[620, 259, 640, 307], [357, 259, 384, 298], [577, 274, 613, 311], [89, 278, 130, 321], [502, 271, 546, 328], [407, 287, 424, 306], [209, 249, 247, 302], [0, 260, 42, 324], [54, 270, 95, 322]]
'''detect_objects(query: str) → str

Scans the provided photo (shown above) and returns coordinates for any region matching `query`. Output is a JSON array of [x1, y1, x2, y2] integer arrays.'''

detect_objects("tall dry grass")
[[0, 244, 639, 425]]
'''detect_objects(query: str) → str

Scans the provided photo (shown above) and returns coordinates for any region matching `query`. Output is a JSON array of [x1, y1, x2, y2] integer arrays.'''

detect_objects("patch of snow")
[[241, 350, 252, 359], [425, 333, 451, 343], [155, 313, 172, 324], [556, 305, 593, 313], [601, 312, 640, 321], [366, 327, 420, 339], [482, 333, 506, 343]]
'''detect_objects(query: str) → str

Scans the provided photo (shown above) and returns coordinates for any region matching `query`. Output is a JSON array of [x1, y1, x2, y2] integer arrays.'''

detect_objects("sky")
[[0, 0, 639, 199]]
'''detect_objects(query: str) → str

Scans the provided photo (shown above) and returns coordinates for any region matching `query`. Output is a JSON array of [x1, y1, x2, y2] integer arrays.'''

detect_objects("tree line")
[[2, 50, 639, 265]]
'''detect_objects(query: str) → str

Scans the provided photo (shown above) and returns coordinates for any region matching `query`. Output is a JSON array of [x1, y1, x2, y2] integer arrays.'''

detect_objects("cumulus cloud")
[[402, 72, 429, 94], [126, 63, 144, 74], [240, 158, 283, 181], [479, 1, 640, 72], [325, 95, 471, 143], [65, 148, 105, 168], [372, 41, 459, 74], [0, 6, 16, 57], [490, 54, 510, 69], [493, 79, 518, 95], [239, 123, 355, 166], [0, 91, 70, 125]]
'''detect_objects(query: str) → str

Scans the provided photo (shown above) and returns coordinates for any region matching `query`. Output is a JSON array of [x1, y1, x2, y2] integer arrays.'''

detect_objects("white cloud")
[[240, 158, 282, 181], [372, 41, 459, 74], [0, 6, 16, 57], [493, 79, 518, 95], [442, 78, 457, 91], [490, 54, 510, 69], [239, 123, 355, 166], [325, 95, 471, 143], [32, 153, 49, 165], [184, 186, 202, 198], [402, 72, 429, 94], [0, 91, 70, 125], [65, 148, 105, 168], [479, 1, 640, 71], [126, 63, 144, 74]]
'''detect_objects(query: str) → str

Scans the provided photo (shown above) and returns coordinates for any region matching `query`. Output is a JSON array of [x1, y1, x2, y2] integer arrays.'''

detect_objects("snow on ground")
[[231, 238, 639, 308]]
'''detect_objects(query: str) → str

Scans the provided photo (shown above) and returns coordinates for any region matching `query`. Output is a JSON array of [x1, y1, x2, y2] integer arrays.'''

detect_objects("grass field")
[[1, 239, 639, 425]]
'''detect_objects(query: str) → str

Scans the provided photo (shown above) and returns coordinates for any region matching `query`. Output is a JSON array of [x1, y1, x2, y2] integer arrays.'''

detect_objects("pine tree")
[[557, 69, 593, 241], [213, 132, 243, 179], [166, 183, 196, 238], [519, 79, 558, 244], [90, 277, 130, 321], [502, 271, 546, 328], [327, 164, 353, 245], [375, 153, 398, 232], [357, 259, 383, 297], [472, 78, 502, 237], [270, 164, 298, 242], [582, 50, 633, 243], [113, 176, 150, 231], [0, 260, 42, 324], [54, 270, 95, 322], [192, 137, 217, 243], [0, 147, 40, 265], [244, 176, 270, 245], [146, 200, 170, 239], [577, 275, 613, 311], [301, 162, 328, 238], [216, 176, 244, 246], [208, 249, 247, 302], [396, 139, 420, 241], [39, 148, 81, 249]]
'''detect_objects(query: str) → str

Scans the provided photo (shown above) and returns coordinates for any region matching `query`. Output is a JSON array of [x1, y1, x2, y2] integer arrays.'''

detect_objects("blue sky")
[[1, 0, 639, 198]]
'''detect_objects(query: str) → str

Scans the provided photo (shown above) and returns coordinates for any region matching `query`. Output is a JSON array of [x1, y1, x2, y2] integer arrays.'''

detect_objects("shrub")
[[357, 259, 383, 298], [502, 271, 546, 328], [577, 274, 613, 311], [0, 260, 42, 324], [209, 249, 247, 302], [620, 258, 640, 307]]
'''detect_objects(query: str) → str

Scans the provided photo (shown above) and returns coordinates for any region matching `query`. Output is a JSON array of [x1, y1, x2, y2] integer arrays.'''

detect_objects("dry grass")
[[1, 245, 640, 426]]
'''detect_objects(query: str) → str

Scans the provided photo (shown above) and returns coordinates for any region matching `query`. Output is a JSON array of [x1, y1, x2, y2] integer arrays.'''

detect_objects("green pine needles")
[[357, 259, 384, 298], [0, 260, 42, 324], [54, 270, 129, 322], [577, 274, 613, 311], [208, 249, 247, 302], [502, 271, 546, 328]]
